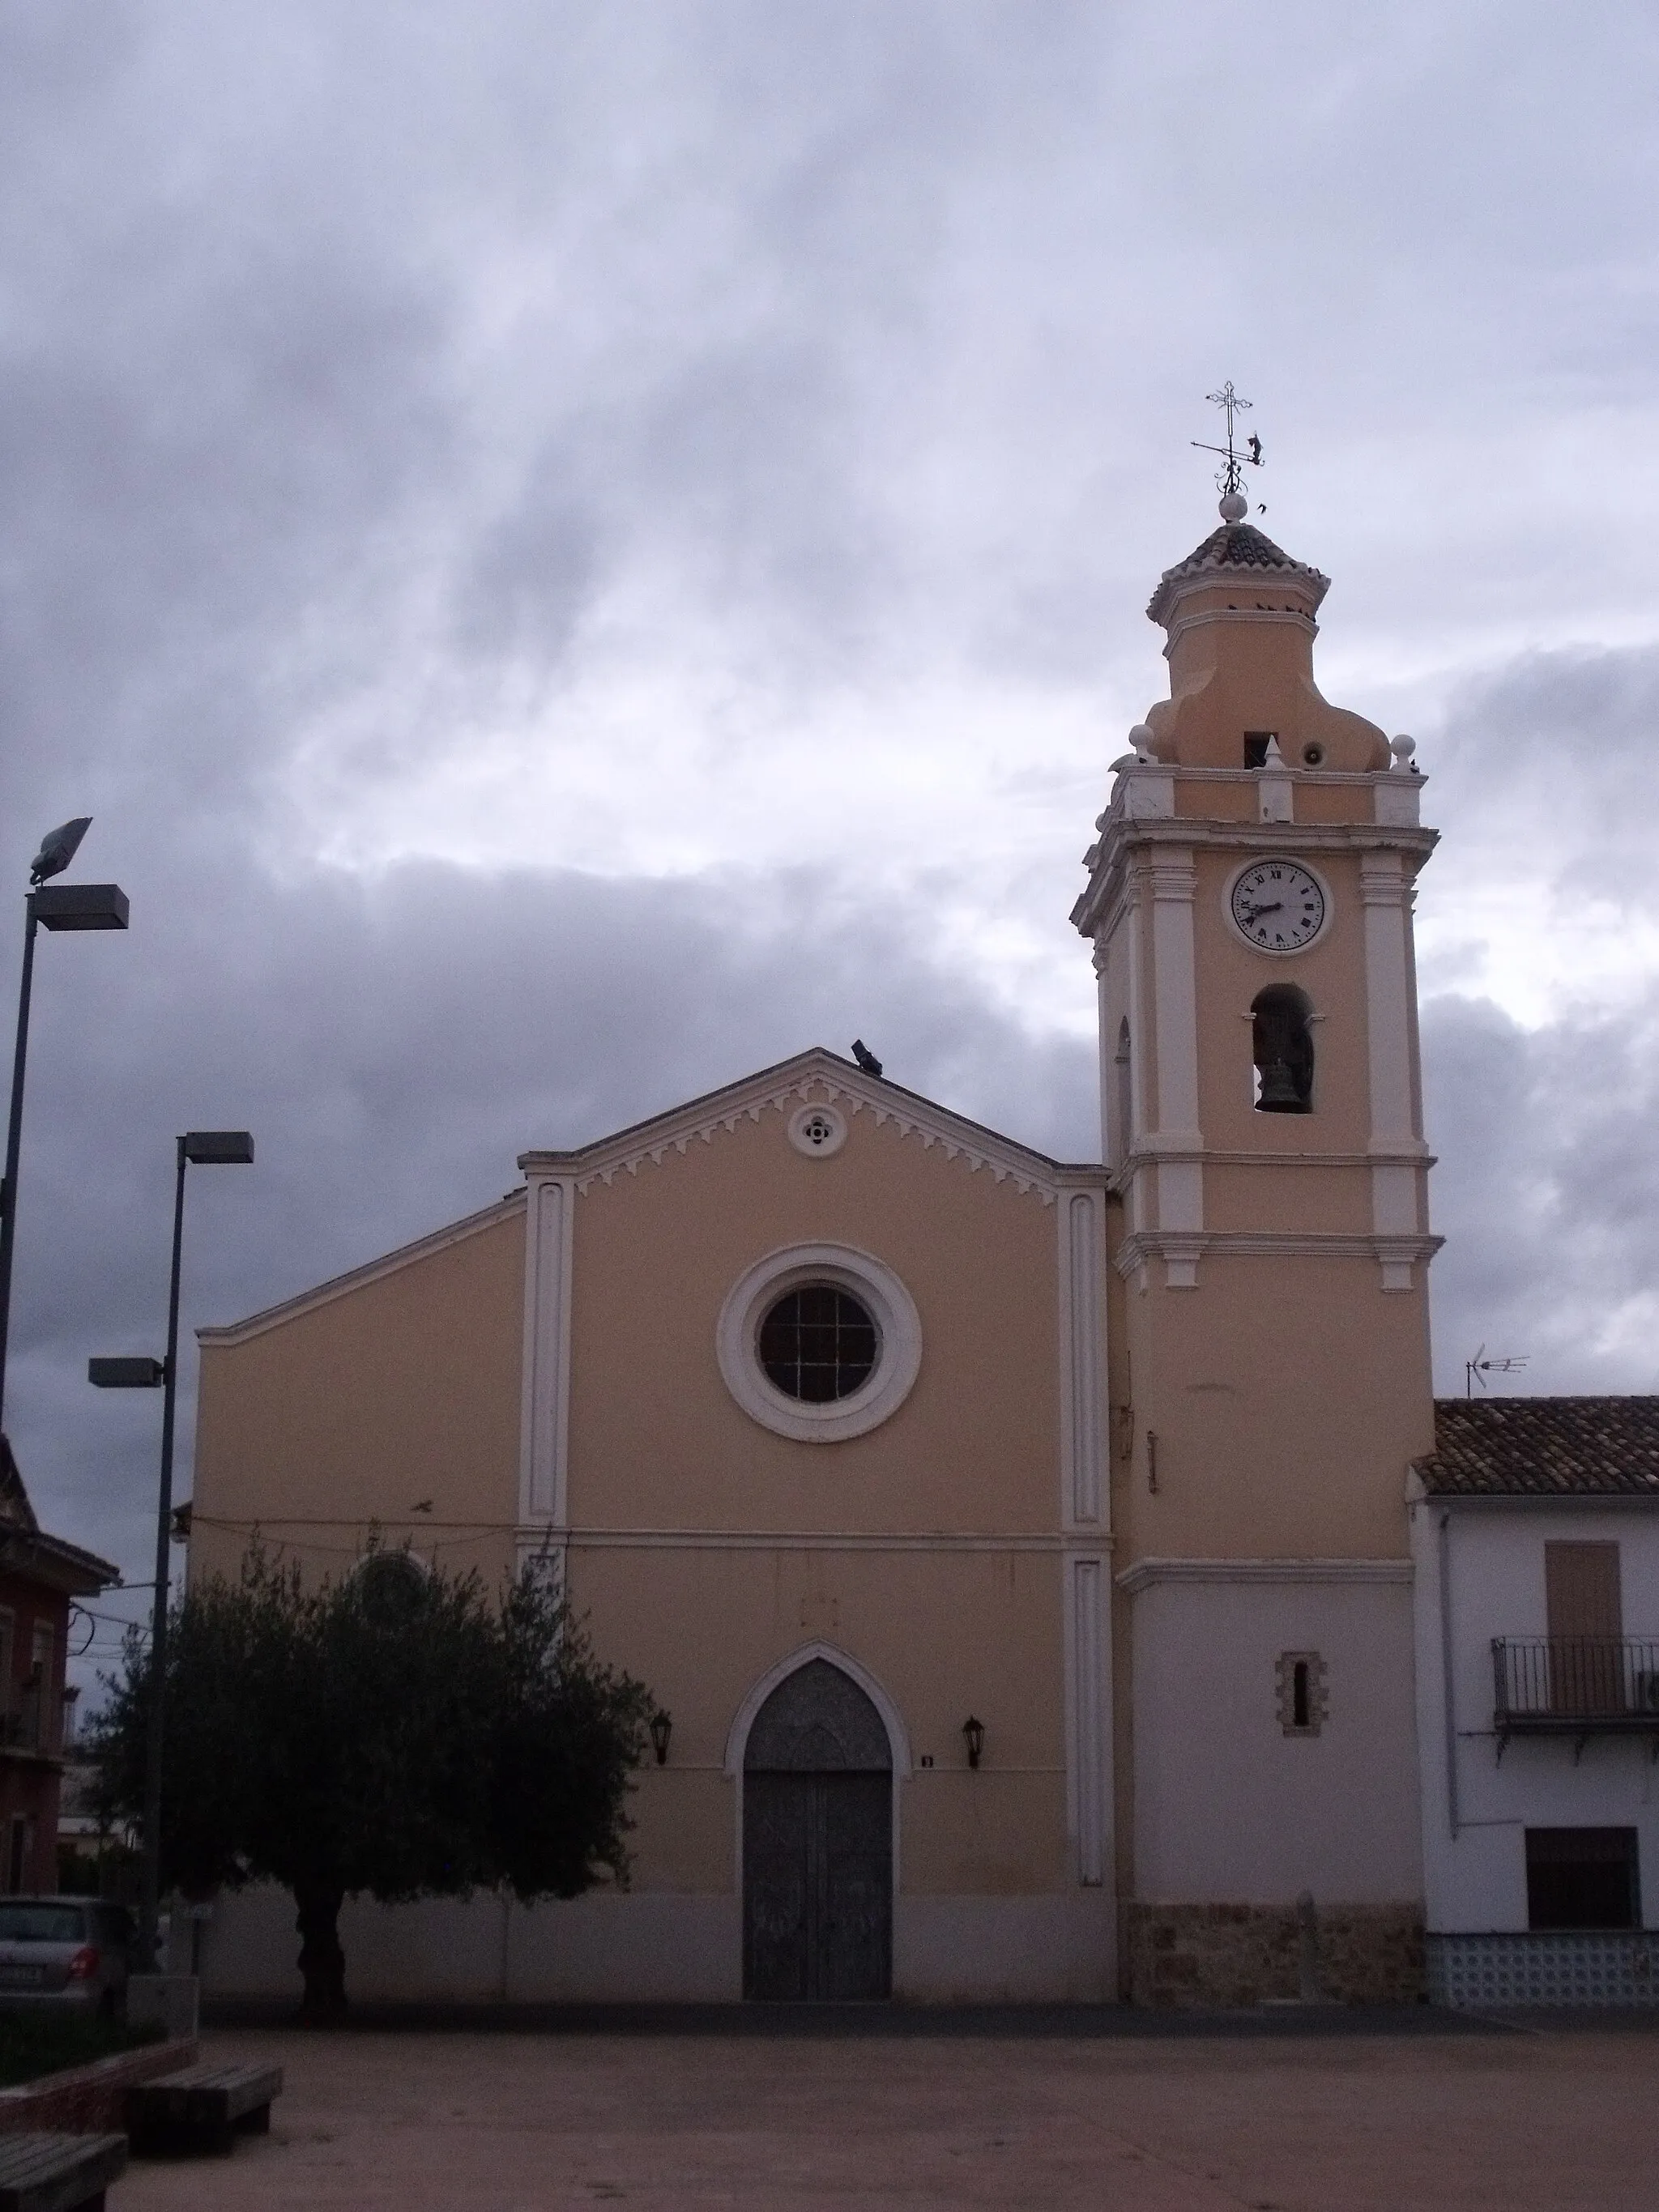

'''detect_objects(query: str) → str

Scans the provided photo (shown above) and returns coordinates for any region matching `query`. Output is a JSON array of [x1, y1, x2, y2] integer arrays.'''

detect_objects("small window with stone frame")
[[1277, 1651, 1328, 1736]]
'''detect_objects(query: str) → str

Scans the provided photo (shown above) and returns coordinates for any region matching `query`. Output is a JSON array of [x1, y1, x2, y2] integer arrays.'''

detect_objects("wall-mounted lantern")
[[650, 1710, 673, 1767], [962, 1715, 985, 1770]]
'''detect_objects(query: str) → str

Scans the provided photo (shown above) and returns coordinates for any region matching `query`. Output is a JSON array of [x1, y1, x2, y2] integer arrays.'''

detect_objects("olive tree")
[[89, 1548, 653, 2014]]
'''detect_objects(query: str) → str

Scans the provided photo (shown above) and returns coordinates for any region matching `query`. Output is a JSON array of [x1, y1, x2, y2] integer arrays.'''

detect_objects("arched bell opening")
[[1251, 985, 1314, 1114], [740, 1657, 893, 2001]]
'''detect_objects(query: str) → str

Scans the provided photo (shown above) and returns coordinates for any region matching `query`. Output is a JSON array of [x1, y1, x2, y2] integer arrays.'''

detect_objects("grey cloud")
[[1423, 642, 1659, 917], [1425, 989, 1659, 1398], [8, 2, 1657, 877]]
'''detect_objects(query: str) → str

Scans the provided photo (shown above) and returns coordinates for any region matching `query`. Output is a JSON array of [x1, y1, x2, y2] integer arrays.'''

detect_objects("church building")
[[187, 489, 1439, 2007]]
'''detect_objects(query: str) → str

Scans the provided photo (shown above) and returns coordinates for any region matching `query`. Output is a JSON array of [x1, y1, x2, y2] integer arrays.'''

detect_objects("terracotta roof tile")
[[1418, 1397, 1659, 1498]]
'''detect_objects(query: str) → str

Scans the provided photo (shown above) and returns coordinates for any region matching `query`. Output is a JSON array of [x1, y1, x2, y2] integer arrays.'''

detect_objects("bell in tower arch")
[[1251, 986, 1314, 1114]]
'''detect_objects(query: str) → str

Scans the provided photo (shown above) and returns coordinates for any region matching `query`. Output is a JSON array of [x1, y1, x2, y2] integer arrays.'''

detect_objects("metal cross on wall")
[[1192, 381, 1265, 499]]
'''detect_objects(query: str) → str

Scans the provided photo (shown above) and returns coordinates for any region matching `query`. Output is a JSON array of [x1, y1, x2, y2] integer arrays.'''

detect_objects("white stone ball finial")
[[1389, 733, 1417, 770], [1128, 722, 1154, 761], [1218, 491, 1248, 523]]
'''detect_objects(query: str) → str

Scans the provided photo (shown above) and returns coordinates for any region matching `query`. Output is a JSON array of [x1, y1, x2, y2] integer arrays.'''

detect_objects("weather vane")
[[1192, 381, 1265, 510]]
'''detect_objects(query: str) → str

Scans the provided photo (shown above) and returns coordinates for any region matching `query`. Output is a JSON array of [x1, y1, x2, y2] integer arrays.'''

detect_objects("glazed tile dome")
[[1146, 521, 1330, 627]]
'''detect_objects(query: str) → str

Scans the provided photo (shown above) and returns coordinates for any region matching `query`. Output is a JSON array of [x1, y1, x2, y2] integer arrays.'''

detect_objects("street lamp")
[[91, 1128, 254, 1966], [0, 818, 129, 1438]]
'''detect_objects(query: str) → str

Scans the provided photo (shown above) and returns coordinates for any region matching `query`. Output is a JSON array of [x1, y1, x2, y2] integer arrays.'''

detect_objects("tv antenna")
[[1465, 1345, 1529, 1398], [1192, 381, 1265, 515]]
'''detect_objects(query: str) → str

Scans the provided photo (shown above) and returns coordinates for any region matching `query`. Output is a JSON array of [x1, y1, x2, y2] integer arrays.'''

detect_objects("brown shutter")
[[1546, 1542, 1623, 1639]]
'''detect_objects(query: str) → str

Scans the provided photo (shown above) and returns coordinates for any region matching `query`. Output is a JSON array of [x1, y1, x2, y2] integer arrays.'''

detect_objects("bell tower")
[[1073, 442, 1439, 2005]]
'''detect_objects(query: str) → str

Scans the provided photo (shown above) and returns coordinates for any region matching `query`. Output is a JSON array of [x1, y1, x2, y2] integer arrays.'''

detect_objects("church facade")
[[187, 499, 1439, 2006]]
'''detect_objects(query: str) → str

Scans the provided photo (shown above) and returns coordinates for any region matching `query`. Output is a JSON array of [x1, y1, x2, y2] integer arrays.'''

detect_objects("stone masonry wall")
[[1128, 1903, 1425, 2008]]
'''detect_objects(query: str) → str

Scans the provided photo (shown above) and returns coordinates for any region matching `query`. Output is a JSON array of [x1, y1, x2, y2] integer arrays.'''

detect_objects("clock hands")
[[1240, 900, 1284, 922]]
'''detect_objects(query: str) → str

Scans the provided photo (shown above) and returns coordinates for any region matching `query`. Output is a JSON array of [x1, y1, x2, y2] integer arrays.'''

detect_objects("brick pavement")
[[109, 2020, 1659, 2210]]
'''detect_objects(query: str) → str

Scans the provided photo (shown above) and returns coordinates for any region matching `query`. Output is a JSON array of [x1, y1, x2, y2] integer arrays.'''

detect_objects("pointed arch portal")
[[740, 1658, 893, 2001]]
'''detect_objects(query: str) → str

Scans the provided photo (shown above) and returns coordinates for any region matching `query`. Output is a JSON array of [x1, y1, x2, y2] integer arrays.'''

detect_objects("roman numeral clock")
[[1227, 860, 1328, 953]]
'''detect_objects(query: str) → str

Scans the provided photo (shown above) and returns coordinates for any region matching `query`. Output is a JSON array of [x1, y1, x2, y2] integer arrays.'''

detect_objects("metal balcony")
[[1492, 1638, 1659, 1760]]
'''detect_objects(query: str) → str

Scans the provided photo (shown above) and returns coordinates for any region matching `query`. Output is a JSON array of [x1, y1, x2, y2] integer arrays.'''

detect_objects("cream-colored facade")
[[187, 501, 1437, 2006]]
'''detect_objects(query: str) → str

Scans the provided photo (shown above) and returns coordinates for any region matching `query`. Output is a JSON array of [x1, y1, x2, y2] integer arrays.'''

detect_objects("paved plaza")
[[111, 2018, 1657, 2210]]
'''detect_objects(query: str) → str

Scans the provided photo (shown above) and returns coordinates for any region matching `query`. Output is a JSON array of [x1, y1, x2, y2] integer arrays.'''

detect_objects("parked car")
[[0, 1898, 136, 2017]]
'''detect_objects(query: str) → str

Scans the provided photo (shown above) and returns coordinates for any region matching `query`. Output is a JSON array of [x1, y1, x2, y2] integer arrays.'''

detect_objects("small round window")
[[757, 1287, 877, 1403]]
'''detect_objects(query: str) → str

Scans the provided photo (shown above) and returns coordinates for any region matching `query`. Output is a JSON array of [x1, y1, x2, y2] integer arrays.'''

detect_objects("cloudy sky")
[[2, 3, 1657, 1677]]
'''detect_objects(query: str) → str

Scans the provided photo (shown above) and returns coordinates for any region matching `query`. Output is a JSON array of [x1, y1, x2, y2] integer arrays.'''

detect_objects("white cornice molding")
[[560, 1526, 1114, 1552], [1106, 764, 1428, 795], [196, 1194, 526, 1348], [520, 1050, 1077, 1204], [1072, 808, 1438, 939], [1115, 1556, 1412, 1593], [1162, 605, 1319, 654], [1113, 1228, 1443, 1282], [1121, 1145, 1435, 1171], [1112, 819, 1439, 859]]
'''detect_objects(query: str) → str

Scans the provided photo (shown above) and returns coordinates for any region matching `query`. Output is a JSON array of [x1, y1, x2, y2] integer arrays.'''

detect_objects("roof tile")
[[1418, 1397, 1659, 1498], [1146, 522, 1330, 625]]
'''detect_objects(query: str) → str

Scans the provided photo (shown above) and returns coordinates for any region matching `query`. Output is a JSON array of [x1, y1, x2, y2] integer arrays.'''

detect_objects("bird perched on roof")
[[851, 1039, 884, 1077]]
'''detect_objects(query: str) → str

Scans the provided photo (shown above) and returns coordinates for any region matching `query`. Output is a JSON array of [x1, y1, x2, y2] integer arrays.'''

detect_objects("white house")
[[1411, 1397, 1659, 2007]]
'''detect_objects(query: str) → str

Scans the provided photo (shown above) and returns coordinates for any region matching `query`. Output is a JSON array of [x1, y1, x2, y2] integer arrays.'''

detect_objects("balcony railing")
[[1492, 1638, 1659, 1758]]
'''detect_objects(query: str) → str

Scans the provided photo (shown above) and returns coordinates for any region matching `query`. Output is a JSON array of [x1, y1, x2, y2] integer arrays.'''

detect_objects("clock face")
[[1230, 861, 1327, 953]]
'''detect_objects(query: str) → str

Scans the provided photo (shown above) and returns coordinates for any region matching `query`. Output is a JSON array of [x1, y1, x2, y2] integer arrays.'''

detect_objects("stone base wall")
[[1128, 1903, 1426, 2008]]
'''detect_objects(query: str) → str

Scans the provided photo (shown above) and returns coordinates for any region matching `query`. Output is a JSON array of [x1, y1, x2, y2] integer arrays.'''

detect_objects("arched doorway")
[[742, 1659, 893, 2000]]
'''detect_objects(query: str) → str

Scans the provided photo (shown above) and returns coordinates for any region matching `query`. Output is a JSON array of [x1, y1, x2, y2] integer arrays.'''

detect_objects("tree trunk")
[[294, 1882, 348, 2018]]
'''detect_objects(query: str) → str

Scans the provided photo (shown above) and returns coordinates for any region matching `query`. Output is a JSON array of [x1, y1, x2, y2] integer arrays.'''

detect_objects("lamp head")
[[28, 818, 92, 887], [88, 1357, 165, 1389], [181, 1131, 254, 1166]]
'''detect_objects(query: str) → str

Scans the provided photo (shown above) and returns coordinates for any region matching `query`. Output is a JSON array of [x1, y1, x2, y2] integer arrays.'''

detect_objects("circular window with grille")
[[758, 1286, 877, 1402], [717, 1244, 922, 1443]]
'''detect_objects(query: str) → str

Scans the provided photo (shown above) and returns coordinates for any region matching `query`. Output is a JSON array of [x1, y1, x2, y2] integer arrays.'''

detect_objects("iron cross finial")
[[1192, 382, 1265, 509]]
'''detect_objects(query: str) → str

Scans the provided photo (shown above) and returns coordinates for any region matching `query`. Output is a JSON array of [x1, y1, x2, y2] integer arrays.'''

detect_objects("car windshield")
[[0, 1905, 85, 1944]]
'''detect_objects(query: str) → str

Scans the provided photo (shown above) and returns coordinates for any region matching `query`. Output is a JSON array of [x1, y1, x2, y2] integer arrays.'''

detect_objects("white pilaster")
[[1065, 1554, 1108, 1888], [1148, 852, 1204, 1267], [1058, 1189, 1107, 1528], [518, 1174, 575, 1524], [1123, 901, 1152, 1238], [1362, 853, 1423, 1286]]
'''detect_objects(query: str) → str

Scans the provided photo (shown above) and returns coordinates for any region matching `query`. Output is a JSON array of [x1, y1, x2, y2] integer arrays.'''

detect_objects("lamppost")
[[0, 817, 129, 1440], [91, 1129, 254, 1966]]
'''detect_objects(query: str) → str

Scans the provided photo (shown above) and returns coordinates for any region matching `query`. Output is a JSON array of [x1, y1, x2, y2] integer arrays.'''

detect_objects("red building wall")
[[0, 1570, 70, 1894]]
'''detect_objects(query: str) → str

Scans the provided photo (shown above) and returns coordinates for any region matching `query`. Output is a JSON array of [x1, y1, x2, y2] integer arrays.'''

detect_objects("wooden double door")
[[741, 1659, 893, 2001]]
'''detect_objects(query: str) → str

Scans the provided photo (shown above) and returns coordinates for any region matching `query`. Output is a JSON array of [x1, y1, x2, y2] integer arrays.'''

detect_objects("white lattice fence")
[[1428, 1932, 1659, 2007]]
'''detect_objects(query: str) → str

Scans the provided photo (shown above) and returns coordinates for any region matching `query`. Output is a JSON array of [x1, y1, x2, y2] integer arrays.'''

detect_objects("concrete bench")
[[0, 2132, 127, 2212], [126, 2059, 284, 2153]]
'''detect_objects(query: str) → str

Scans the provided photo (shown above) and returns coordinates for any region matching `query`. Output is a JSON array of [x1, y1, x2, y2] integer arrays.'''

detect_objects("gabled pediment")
[[200, 1049, 1098, 1349], [518, 1047, 1082, 1203]]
